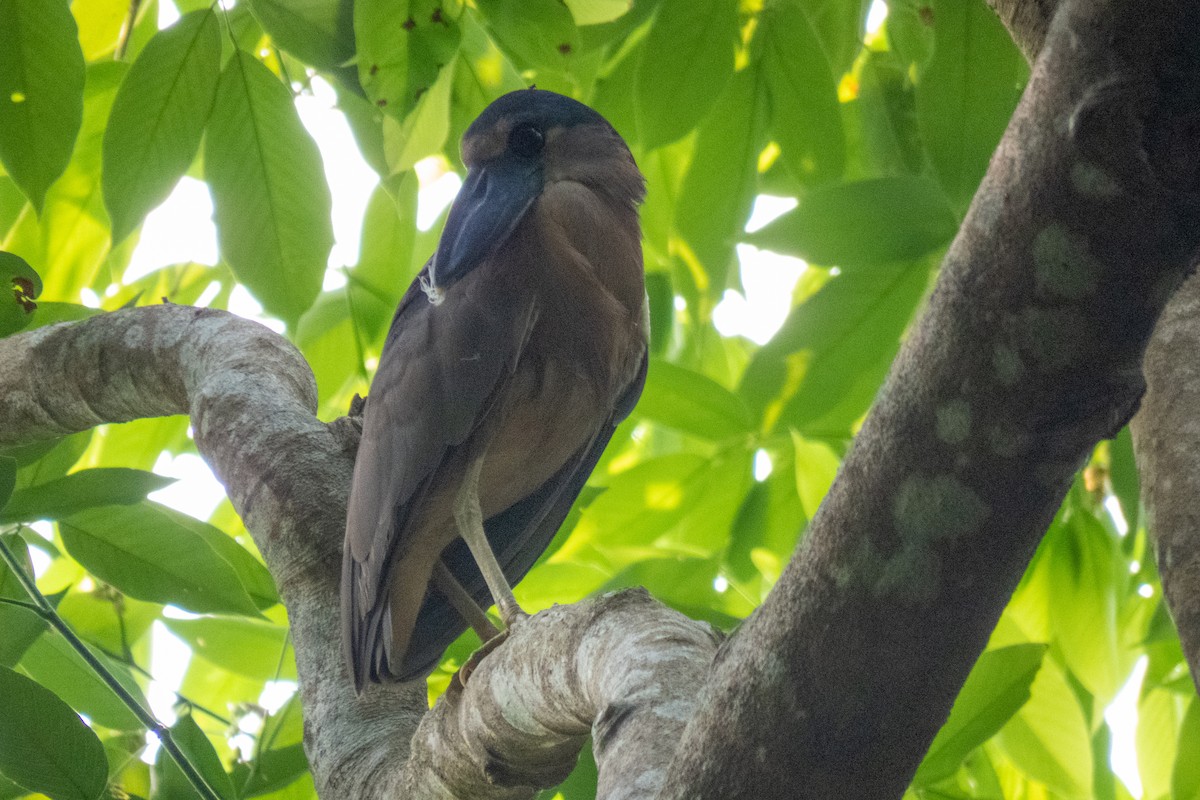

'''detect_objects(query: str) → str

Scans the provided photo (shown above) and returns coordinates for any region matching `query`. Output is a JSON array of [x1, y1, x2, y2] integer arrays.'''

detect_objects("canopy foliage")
[[0, 0, 1194, 798]]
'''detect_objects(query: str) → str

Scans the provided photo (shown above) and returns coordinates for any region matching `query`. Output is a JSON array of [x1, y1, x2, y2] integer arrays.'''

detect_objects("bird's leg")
[[431, 560, 500, 642], [454, 454, 527, 626]]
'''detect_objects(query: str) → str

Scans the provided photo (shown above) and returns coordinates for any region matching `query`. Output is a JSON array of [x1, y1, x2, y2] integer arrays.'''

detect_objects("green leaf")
[[474, 0, 578, 72], [57, 590, 160, 658], [17, 633, 147, 732], [9, 63, 126, 301], [1170, 695, 1200, 799], [102, 9, 222, 244], [0, 456, 14, 508], [0, 665, 107, 800], [675, 67, 767, 291], [560, 450, 753, 567], [153, 712, 238, 800], [1109, 426, 1139, 533], [1138, 686, 1182, 800], [913, 643, 1046, 787], [1044, 500, 1123, 703], [233, 743, 309, 797], [887, 0, 936, 72], [997, 657, 1093, 798], [564, 0, 631, 26], [636, 360, 754, 440], [853, 48, 924, 176], [725, 453, 805, 586], [0, 0, 85, 212], [915, 0, 1027, 209], [381, 59, 455, 174], [745, 176, 957, 267], [205, 49, 334, 326], [163, 616, 294, 680], [58, 502, 264, 617], [740, 262, 929, 436], [0, 250, 41, 337], [790, 433, 840, 518], [151, 503, 279, 611], [0, 468, 175, 524], [759, 1, 845, 185], [249, 0, 355, 71], [634, 0, 737, 148], [356, 0, 462, 120], [0, 533, 45, 668]]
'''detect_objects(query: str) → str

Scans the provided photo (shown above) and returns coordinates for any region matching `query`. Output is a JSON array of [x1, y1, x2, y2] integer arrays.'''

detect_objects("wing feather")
[[342, 260, 538, 689]]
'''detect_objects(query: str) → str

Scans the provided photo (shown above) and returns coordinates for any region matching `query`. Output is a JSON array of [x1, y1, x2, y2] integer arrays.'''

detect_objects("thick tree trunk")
[[993, 0, 1200, 697], [1, 0, 1198, 797], [659, 0, 1200, 796]]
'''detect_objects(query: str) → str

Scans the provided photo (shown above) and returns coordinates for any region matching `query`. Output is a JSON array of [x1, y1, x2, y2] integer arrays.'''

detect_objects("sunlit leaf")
[[1044, 496, 1124, 703], [0, 0, 85, 212], [0, 665, 107, 800], [564, 0, 630, 26], [915, 0, 1028, 208], [474, 0, 578, 72], [6, 64, 126, 300], [913, 644, 1046, 787], [997, 657, 1093, 798], [102, 9, 221, 244], [0, 533, 45, 668], [636, 359, 754, 440], [205, 49, 333, 326], [17, 633, 147, 731], [745, 176, 956, 267], [0, 467, 174, 524], [1172, 698, 1200, 800], [249, 0, 355, 72], [153, 711, 238, 800], [740, 262, 930, 436], [0, 250, 40, 337], [164, 616, 295, 680], [1138, 686, 1183, 800], [634, 0, 737, 148], [675, 67, 767, 292], [759, 1, 845, 185], [381, 60, 455, 174], [356, 0, 461, 120], [561, 450, 753, 567], [790, 433, 840, 518], [58, 502, 265, 617]]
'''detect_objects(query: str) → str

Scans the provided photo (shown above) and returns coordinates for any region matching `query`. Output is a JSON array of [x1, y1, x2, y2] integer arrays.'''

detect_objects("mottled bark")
[[0, 306, 717, 798], [993, 0, 1200, 700], [660, 0, 1200, 797], [401, 590, 718, 800], [0, 305, 424, 796]]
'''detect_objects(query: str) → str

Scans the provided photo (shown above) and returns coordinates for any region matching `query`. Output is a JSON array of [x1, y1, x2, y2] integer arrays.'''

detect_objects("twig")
[[0, 536, 224, 800]]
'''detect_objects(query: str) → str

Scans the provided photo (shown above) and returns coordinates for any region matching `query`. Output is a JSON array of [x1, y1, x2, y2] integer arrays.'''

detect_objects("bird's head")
[[429, 89, 643, 290]]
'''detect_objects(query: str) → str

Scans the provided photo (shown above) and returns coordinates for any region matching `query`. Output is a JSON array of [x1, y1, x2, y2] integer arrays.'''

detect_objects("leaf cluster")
[[0, 0, 1194, 798]]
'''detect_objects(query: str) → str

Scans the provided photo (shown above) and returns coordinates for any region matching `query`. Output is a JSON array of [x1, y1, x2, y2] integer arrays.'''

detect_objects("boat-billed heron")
[[342, 89, 647, 689]]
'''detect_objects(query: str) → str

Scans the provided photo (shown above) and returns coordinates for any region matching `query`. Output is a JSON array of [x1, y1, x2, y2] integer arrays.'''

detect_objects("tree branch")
[[660, 0, 1200, 796], [402, 590, 719, 799], [990, 0, 1200, 698], [0, 306, 725, 798], [0, 306, 425, 796]]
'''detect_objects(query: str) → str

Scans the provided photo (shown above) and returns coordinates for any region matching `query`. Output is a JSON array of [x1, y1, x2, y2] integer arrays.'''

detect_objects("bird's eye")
[[508, 123, 544, 158]]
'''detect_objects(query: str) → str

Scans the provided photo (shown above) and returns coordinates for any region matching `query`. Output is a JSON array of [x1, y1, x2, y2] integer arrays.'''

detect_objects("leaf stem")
[[0, 536, 224, 800]]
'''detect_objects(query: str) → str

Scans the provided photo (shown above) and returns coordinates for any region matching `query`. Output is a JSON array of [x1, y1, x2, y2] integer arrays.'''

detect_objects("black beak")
[[430, 161, 542, 289]]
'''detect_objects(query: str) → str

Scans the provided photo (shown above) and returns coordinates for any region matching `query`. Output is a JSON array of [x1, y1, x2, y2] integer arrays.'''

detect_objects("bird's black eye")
[[508, 123, 544, 158]]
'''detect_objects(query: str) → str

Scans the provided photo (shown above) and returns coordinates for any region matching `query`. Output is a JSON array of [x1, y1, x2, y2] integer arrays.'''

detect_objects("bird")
[[341, 88, 648, 690]]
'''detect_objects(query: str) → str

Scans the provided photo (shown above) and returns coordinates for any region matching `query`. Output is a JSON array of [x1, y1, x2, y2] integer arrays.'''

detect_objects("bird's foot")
[[455, 626, 513, 687]]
